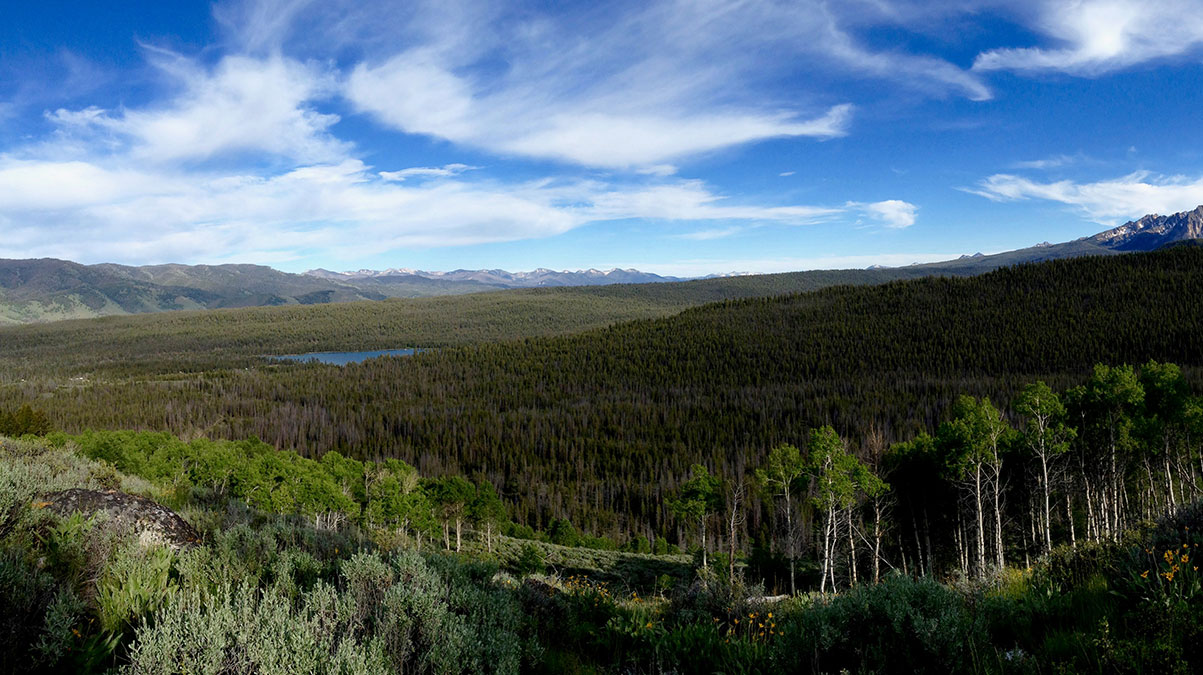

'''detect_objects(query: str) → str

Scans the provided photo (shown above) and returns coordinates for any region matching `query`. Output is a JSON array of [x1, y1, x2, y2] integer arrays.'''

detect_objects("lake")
[[269, 348, 423, 365]]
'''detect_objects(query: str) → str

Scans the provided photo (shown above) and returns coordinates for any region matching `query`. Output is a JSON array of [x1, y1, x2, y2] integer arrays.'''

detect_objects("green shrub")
[[770, 574, 986, 674], [126, 581, 389, 675], [95, 538, 176, 636], [515, 543, 547, 575], [0, 547, 84, 672]]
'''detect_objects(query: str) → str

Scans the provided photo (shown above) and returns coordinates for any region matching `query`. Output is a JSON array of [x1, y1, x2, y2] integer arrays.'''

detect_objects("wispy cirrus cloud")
[[344, 51, 854, 170], [974, 0, 1203, 75], [378, 163, 478, 182], [966, 171, 1203, 224], [213, 0, 991, 170], [1010, 154, 1083, 170]]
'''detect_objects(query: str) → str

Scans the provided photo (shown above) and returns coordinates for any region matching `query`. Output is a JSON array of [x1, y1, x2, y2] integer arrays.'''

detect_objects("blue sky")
[[3, 0, 1203, 276]]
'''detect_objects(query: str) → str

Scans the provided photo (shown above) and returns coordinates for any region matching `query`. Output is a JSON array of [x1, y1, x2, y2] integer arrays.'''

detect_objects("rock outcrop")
[[1089, 205, 1203, 251], [38, 488, 201, 548]]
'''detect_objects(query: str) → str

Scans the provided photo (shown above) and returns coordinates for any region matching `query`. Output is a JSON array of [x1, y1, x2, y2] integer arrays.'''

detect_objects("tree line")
[[704, 361, 1203, 594], [3, 247, 1203, 546]]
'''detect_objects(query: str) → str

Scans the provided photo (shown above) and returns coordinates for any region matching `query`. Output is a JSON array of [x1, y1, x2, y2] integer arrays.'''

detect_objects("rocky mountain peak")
[[1089, 205, 1203, 251]]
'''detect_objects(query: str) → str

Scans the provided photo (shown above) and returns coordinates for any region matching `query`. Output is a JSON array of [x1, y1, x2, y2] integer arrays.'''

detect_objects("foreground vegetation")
[[2, 433, 1201, 673]]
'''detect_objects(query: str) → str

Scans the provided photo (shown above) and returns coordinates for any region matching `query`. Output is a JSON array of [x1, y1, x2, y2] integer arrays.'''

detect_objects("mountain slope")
[[1086, 205, 1203, 251], [4, 205, 1203, 325], [0, 259, 492, 325], [308, 266, 686, 287]]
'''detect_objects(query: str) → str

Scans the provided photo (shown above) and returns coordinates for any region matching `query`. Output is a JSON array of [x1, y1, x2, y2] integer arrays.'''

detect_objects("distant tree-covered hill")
[[7, 206, 1198, 325], [4, 245, 1202, 540], [0, 265, 968, 377]]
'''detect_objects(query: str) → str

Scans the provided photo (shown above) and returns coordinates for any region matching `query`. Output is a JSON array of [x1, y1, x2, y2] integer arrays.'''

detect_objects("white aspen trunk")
[[455, 517, 462, 552], [848, 508, 857, 586], [727, 483, 742, 583], [912, 511, 925, 577], [1109, 421, 1120, 538], [993, 461, 1004, 570], [954, 509, 966, 577], [819, 509, 831, 594], [1084, 479, 1096, 542], [1143, 457, 1156, 519], [1041, 454, 1053, 553], [1028, 490, 1038, 554], [1065, 492, 1076, 549], [975, 462, 986, 578], [873, 500, 882, 584], [1165, 450, 1177, 513], [923, 508, 933, 576], [785, 489, 796, 595], [829, 507, 838, 591]]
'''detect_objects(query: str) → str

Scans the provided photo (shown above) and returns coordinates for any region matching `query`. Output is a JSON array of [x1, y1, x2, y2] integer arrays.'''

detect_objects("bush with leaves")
[[514, 542, 546, 575], [768, 574, 987, 674]]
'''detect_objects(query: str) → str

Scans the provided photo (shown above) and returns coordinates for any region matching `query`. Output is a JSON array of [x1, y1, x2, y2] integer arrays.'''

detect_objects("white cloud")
[[636, 164, 679, 177], [779, 171, 796, 177], [1010, 154, 1081, 170], [967, 171, 1203, 224], [673, 227, 746, 241], [319, 0, 993, 169], [0, 1, 944, 268], [378, 163, 478, 182], [856, 199, 919, 228], [44, 56, 344, 164], [346, 47, 854, 169], [0, 156, 909, 265], [578, 180, 845, 223], [974, 1, 1203, 75]]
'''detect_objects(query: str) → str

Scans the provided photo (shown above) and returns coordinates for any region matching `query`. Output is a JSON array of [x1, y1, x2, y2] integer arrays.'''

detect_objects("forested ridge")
[[0, 266, 944, 378], [3, 246, 1202, 543]]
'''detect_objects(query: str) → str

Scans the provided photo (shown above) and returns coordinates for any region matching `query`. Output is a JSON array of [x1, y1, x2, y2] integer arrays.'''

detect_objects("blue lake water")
[[269, 348, 423, 365]]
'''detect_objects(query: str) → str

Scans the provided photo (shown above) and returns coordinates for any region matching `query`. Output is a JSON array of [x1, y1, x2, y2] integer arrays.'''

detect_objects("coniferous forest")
[[3, 246, 1203, 672]]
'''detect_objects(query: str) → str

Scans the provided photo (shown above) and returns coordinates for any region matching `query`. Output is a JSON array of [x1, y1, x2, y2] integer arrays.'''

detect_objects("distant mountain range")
[[2, 205, 1201, 325], [304, 266, 688, 287]]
